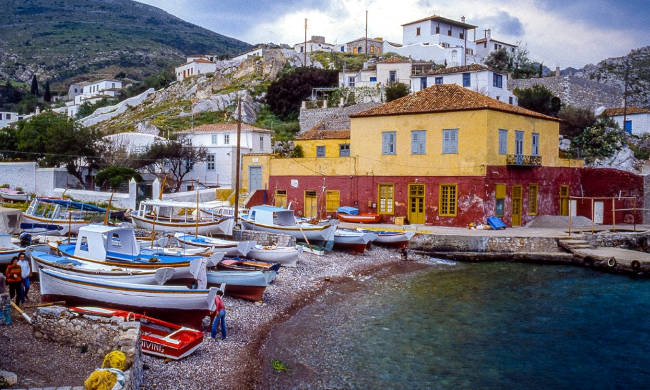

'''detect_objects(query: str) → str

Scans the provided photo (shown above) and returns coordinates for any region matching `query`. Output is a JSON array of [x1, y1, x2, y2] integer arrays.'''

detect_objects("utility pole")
[[365, 10, 368, 58], [623, 58, 630, 132], [234, 97, 242, 224], [304, 18, 307, 67]]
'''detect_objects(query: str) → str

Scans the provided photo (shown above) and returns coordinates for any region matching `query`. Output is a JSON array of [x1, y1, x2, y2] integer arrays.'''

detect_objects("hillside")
[[0, 0, 250, 89]]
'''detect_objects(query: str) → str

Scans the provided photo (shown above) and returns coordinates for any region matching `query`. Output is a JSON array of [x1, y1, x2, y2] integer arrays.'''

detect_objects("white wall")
[[610, 113, 650, 136], [231, 48, 264, 63], [411, 70, 517, 104], [294, 41, 335, 53], [376, 62, 412, 85], [339, 69, 379, 88], [175, 61, 217, 81], [0, 112, 23, 128], [0, 162, 80, 196]]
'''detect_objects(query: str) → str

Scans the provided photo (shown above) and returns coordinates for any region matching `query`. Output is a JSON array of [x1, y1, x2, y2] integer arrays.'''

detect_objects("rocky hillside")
[[0, 0, 250, 88]]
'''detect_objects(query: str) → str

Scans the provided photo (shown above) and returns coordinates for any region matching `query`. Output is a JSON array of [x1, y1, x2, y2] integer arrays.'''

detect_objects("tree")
[[485, 48, 510, 73], [514, 85, 561, 117], [77, 98, 116, 118], [570, 116, 626, 163], [558, 105, 596, 137], [134, 140, 207, 192], [43, 81, 51, 102], [266, 67, 339, 120], [15, 112, 103, 187], [95, 166, 142, 189], [385, 82, 410, 102], [0, 128, 18, 160], [30, 75, 39, 96], [484, 45, 540, 79]]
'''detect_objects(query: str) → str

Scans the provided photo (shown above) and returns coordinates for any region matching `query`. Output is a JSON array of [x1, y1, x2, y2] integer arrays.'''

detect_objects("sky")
[[138, 0, 649, 68]]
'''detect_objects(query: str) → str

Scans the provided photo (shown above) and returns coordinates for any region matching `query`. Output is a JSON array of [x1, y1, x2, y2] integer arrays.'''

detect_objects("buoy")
[[607, 257, 617, 267]]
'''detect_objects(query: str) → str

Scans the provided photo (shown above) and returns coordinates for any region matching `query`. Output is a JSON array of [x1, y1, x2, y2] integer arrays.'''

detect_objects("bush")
[[385, 83, 410, 102], [558, 105, 596, 137], [514, 85, 561, 117], [95, 166, 142, 188], [266, 67, 338, 120], [570, 116, 626, 163]]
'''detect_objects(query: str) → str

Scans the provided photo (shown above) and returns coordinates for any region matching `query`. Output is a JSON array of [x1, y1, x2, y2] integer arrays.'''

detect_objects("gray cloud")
[[471, 11, 524, 37]]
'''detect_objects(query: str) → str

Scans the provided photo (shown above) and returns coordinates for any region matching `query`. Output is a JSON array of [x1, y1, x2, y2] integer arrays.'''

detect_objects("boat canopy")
[[249, 205, 296, 226], [37, 198, 106, 213], [0, 207, 22, 234], [74, 224, 140, 261], [337, 206, 359, 215]]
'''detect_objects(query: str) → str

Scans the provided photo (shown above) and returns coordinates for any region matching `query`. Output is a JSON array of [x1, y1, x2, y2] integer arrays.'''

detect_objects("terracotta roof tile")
[[401, 15, 476, 29], [426, 63, 489, 75], [297, 128, 350, 140], [350, 84, 559, 121], [378, 57, 411, 64], [177, 123, 272, 134], [192, 58, 214, 64], [602, 106, 650, 116]]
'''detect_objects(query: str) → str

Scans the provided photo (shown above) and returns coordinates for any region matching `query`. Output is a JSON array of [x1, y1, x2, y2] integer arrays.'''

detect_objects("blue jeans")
[[21, 277, 30, 303], [211, 309, 227, 339]]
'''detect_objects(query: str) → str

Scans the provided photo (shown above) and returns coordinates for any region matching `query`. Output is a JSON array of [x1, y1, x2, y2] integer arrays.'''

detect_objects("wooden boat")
[[337, 212, 382, 224], [333, 229, 379, 253], [0, 233, 24, 264], [0, 188, 29, 202], [30, 249, 175, 285], [70, 306, 204, 360], [173, 232, 256, 257], [39, 267, 217, 328], [206, 269, 272, 301], [21, 198, 121, 235], [240, 205, 336, 244], [246, 244, 302, 267], [131, 200, 234, 236], [218, 258, 279, 275], [362, 230, 416, 248]]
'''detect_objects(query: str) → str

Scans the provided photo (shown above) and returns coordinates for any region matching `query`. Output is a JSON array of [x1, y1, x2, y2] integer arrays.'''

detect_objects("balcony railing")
[[506, 154, 542, 167]]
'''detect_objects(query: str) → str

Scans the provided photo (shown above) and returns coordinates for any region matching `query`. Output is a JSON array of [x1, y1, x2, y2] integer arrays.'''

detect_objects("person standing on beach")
[[17, 253, 31, 303], [4, 256, 22, 305], [211, 290, 227, 340]]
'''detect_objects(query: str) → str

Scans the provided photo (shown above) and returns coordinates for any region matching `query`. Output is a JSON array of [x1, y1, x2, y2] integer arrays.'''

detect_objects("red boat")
[[70, 306, 204, 360], [337, 212, 382, 224]]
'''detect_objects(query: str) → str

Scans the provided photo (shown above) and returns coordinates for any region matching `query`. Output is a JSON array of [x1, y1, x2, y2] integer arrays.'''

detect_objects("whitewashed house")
[[187, 54, 217, 62], [339, 58, 412, 89], [177, 124, 273, 190], [294, 36, 336, 54], [0, 112, 25, 128], [230, 47, 265, 63], [602, 106, 650, 136], [410, 63, 517, 104], [474, 29, 517, 62], [175, 59, 217, 82], [102, 132, 167, 154]]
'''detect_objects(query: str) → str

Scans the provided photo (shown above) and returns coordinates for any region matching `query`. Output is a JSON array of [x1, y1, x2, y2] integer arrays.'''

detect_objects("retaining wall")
[[233, 228, 295, 247], [411, 234, 561, 253]]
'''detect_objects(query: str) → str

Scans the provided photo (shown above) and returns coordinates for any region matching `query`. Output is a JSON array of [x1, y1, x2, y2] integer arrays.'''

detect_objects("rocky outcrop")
[[591, 146, 641, 173], [80, 88, 155, 127]]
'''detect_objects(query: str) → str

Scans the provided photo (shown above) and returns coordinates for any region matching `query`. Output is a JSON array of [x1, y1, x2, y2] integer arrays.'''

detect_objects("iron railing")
[[506, 154, 542, 166]]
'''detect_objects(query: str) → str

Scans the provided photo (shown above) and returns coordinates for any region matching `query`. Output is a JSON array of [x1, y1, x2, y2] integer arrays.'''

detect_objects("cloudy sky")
[[138, 0, 649, 68]]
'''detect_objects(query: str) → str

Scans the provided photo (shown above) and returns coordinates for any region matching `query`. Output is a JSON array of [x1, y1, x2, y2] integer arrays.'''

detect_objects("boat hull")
[[337, 213, 382, 223], [21, 214, 89, 235], [0, 247, 25, 264], [241, 219, 336, 243], [333, 231, 378, 253], [246, 245, 301, 267], [0, 193, 29, 202], [206, 270, 272, 301], [369, 231, 416, 248], [132, 215, 234, 236], [174, 233, 256, 257]]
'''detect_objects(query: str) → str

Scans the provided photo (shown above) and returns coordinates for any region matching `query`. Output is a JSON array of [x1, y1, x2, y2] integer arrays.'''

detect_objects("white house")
[[474, 29, 517, 62], [602, 106, 650, 136], [294, 36, 336, 54], [102, 132, 167, 154], [175, 59, 217, 82], [187, 54, 217, 62], [339, 58, 412, 89], [230, 47, 265, 63], [64, 79, 124, 117], [81, 79, 122, 97], [0, 111, 25, 128], [383, 15, 477, 66], [410, 63, 517, 104], [176, 123, 273, 189]]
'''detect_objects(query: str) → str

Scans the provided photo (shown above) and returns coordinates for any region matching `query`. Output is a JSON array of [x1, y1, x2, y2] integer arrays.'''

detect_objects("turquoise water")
[[261, 262, 650, 389]]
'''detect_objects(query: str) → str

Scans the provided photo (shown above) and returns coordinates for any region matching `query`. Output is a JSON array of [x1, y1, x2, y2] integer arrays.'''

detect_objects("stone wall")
[[233, 228, 295, 247], [411, 234, 561, 253], [0, 162, 80, 195], [32, 306, 143, 390]]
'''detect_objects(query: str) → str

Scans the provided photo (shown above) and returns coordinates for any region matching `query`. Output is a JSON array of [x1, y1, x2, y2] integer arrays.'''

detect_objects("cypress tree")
[[44, 81, 51, 102], [30, 75, 39, 96]]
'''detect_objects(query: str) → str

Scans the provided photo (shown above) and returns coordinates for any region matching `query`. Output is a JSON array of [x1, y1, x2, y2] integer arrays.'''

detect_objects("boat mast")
[[195, 183, 199, 238], [104, 190, 115, 225], [234, 97, 242, 226]]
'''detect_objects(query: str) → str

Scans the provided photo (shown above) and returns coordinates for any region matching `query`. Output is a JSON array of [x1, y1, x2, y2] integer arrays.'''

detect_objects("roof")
[[346, 37, 383, 44], [425, 63, 489, 76], [401, 15, 477, 29], [602, 106, 650, 116], [349, 84, 559, 121], [296, 128, 350, 140], [378, 57, 411, 64], [177, 123, 272, 134], [475, 37, 517, 47]]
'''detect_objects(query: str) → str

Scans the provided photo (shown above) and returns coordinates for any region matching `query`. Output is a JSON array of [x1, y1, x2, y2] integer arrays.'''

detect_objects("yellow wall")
[[295, 138, 349, 158], [241, 154, 272, 192]]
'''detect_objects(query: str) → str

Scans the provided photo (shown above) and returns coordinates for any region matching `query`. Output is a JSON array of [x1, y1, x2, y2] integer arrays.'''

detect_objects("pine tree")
[[30, 75, 39, 96], [44, 81, 51, 102]]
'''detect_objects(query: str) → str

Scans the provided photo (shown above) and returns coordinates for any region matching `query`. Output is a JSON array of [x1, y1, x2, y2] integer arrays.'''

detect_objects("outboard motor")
[[19, 232, 32, 247]]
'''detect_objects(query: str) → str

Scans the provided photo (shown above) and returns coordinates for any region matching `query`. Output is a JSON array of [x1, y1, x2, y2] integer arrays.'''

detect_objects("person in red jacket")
[[211, 290, 227, 340], [4, 256, 22, 305]]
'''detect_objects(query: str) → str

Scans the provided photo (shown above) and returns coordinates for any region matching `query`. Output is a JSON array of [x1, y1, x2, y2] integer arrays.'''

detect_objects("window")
[[439, 184, 457, 216], [442, 129, 458, 154], [224, 134, 230, 144], [370, 46, 375, 54], [389, 70, 397, 83], [326, 190, 340, 212], [378, 184, 394, 214], [420, 77, 427, 90], [459, 32, 464, 39], [300, 46, 304, 53], [493, 73, 503, 88], [498, 129, 508, 155], [316, 145, 326, 157], [435, 26, 440, 34], [211, 134, 218, 144], [528, 184, 538, 215], [515, 130, 524, 155], [358, 46, 363, 53], [494, 44, 498, 50], [352, 47, 357, 54], [531, 133, 540, 156], [509, 96, 513, 105], [111, 83, 115, 88], [5, 113, 10, 120], [624, 120, 632, 133], [348, 76, 356, 87], [495, 184, 506, 216], [382, 131, 396, 155], [207, 154, 215, 170], [448, 29, 452, 36], [462, 73, 471, 87], [411, 130, 426, 154], [260, 136, 264, 148], [275, 190, 287, 208], [435, 77, 443, 85], [370, 76, 377, 82], [339, 143, 350, 157], [416, 27, 421, 36]]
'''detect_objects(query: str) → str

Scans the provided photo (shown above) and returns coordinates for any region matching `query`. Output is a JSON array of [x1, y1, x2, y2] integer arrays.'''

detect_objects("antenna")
[[365, 10, 368, 58], [304, 18, 308, 66]]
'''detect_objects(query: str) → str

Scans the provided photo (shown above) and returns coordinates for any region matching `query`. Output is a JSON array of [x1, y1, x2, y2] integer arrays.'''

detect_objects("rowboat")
[[21, 198, 119, 235], [246, 244, 302, 267], [218, 258, 279, 277], [0, 233, 24, 264], [39, 267, 217, 328], [173, 233, 256, 257], [362, 230, 416, 248], [70, 306, 204, 360], [30, 250, 175, 285], [0, 188, 29, 202], [337, 212, 382, 224], [206, 269, 272, 301], [131, 200, 234, 236], [240, 205, 336, 244], [333, 229, 378, 253]]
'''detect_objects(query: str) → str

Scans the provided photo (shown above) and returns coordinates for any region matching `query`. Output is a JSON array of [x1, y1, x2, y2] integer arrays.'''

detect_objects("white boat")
[[240, 205, 337, 244], [0, 188, 29, 202], [362, 230, 416, 248], [246, 244, 302, 267], [21, 198, 111, 235], [0, 233, 24, 264], [39, 267, 217, 328], [173, 232, 256, 257], [131, 200, 235, 236], [333, 229, 379, 253]]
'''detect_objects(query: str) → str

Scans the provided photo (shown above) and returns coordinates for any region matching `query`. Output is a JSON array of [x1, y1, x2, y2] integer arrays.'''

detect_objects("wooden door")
[[594, 201, 604, 224], [559, 185, 569, 216], [408, 184, 425, 224], [304, 190, 318, 218], [512, 185, 522, 226], [248, 166, 262, 193], [274, 190, 287, 208]]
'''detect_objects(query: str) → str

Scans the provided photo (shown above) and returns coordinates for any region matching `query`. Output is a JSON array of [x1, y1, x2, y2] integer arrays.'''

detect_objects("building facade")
[[175, 59, 218, 82], [0, 112, 25, 128], [346, 37, 384, 55], [294, 36, 336, 54], [474, 29, 517, 61], [602, 106, 650, 136]]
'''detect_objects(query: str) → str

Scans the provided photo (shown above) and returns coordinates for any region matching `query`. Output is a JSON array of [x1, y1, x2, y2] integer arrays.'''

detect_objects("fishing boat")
[[333, 229, 379, 253], [206, 269, 272, 301], [362, 230, 416, 248], [21, 198, 119, 235], [336, 206, 381, 224], [173, 232, 256, 257], [246, 244, 302, 267], [70, 306, 204, 360], [131, 200, 235, 236], [0, 233, 24, 264], [218, 258, 279, 274], [240, 205, 337, 244], [39, 267, 217, 328], [0, 188, 29, 202]]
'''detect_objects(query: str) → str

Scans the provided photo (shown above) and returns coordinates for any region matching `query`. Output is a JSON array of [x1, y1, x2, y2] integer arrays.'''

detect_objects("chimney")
[[461, 16, 466, 23], [486, 29, 491, 40], [555, 66, 560, 77]]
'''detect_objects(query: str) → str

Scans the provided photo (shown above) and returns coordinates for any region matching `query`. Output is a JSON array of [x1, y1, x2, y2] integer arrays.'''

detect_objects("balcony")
[[506, 154, 542, 167]]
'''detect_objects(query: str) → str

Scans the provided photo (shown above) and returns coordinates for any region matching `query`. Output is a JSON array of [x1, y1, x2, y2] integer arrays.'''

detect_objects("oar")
[[295, 217, 312, 251], [10, 301, 33, 324], [23, 300, 66, 309]]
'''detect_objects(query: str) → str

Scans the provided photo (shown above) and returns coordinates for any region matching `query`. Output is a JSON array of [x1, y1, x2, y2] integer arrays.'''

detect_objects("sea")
[[259, 260, 650, 389]]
